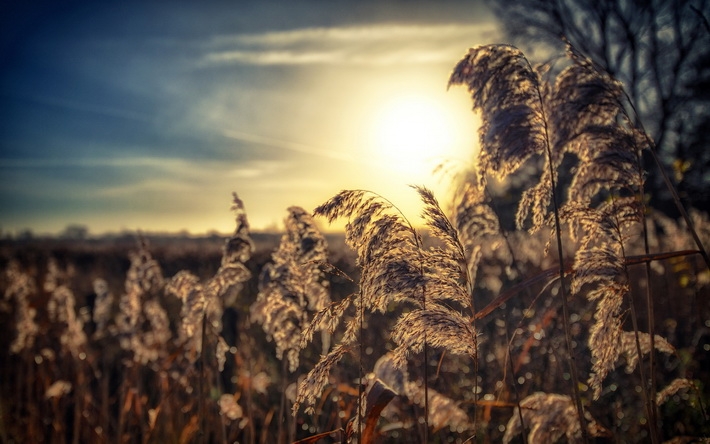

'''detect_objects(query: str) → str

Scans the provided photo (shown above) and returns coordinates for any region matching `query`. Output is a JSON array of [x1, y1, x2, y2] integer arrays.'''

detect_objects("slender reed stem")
[[100, 355, 110, 440], [347, 189, 431, 438], [637, 151, 660, 436], [72, 365, 83, 444], [199, 310, 208, 444], [137, 366, 146, 442], [244, 338, 256, 444], [421, 304, 429, 444], [610, 200, 659, 444], [505, 319, 528, 444], [24, 351, 37, 441], [535, 83, 589, 443], [626, 281, 657, 442], [278, 358, 287, 444], [374, 189, 430, 438], [117, 368, 128, 443], [358, 292, 364, 441]]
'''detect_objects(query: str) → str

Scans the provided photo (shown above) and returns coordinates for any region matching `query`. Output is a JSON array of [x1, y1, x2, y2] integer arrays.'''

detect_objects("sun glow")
[[368, 94, 467, 181], [353, 91, 477, 225]]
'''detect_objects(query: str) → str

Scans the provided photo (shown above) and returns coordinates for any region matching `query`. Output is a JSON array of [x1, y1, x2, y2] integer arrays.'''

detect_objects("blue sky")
[[1, 1, 497, 235]]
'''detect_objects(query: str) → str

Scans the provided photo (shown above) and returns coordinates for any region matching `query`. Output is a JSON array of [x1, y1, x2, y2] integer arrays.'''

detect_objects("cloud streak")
[[0, 2, 496, 234], [222, 130, 356, 162], [201, 23, 497, 66]]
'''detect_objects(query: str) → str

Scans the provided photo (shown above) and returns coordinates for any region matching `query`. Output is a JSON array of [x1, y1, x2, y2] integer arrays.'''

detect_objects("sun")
[[368, 94, 463, 180], [356, 90, 476, 224]]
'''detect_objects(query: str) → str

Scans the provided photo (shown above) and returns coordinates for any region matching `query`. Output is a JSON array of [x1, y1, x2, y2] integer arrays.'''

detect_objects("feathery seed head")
[[251, 205, 330, 372], [449, 45, 545, 184], [390, 307, 477, 368], [656, 378, 695, 406], [503, 392, 608, 443]]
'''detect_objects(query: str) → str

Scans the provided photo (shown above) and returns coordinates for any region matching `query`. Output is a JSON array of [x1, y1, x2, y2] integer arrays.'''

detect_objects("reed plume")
[[250, 205, 330, 372], [446, 41, 693, 442], [5, 260, 39, 354], [166, 270, 204, 359], [45, 259, 87, 360], [655, 378, 695, 407], [116, 238, 170, 365], [449, 43, 594, 436], [448, 44, 546, 190], [44, 380, 73, 400], [92, 278, 113, 340], [503, 392, 608, 444], [166, 192, 252, 367], [296, 187, 479, 431]]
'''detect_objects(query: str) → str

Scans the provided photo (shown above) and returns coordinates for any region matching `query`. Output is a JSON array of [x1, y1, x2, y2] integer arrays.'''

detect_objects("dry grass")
[[1, 44, 710, 444]]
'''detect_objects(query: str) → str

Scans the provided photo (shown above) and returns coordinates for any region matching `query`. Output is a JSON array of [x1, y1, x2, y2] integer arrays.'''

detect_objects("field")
[[2, 44, 710, 443], [1, 204, 708, 443]]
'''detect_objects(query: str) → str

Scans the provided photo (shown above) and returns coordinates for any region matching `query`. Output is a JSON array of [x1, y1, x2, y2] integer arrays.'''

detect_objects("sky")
[[0, 0, 499, 235]]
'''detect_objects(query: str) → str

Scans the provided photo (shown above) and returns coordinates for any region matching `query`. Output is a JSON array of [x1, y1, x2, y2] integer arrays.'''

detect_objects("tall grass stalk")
[[539, 69, 590, 443], [445, 41, 706, 441], [2, 41, 710, 443], [304, 188, 479, 440], [449, 43, 593, 439], [250, 205, 329, 442]]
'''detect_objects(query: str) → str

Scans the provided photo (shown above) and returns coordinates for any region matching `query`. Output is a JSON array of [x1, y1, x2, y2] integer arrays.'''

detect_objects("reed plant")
[[250, 205, 331, 442], [292, 42, 709, 443], [1, 44, 709, 444]]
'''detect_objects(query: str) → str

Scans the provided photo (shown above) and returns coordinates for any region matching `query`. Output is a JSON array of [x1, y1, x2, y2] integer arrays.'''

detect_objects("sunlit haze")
[[0, 1, 497, 235], [369, 95, 463, 177]]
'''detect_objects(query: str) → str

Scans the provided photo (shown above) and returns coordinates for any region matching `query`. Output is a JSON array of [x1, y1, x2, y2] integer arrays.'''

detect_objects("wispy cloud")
[[0, 156, 196, 169], [209, 23, 495, 46], [201, 23, 498, 66], [222, 130, 355, 162], [6, 93, 152, 122], [1, 2, 497, 234]]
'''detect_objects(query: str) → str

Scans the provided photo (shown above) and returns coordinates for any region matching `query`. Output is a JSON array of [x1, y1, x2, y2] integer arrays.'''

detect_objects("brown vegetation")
[[1, 44, 710, 443]]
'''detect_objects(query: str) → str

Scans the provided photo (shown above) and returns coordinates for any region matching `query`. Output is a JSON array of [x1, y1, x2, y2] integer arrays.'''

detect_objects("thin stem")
[[100, 354, 110, 441], [117, 366, 129, 444], [360, 189, 431, 437], [625, 269, 658, 443], [504, 316, 528, 444], [611, 198, 659, 444], [531, 57, 589, 442], [421, 296, 429, 444], [550, 238, 588, 443], [72, 363, 83, 444], [358, 293, 364, 441], [637, 144, 660, 437], [278, 358, 288, 444], [199, 309, 208, 444]]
